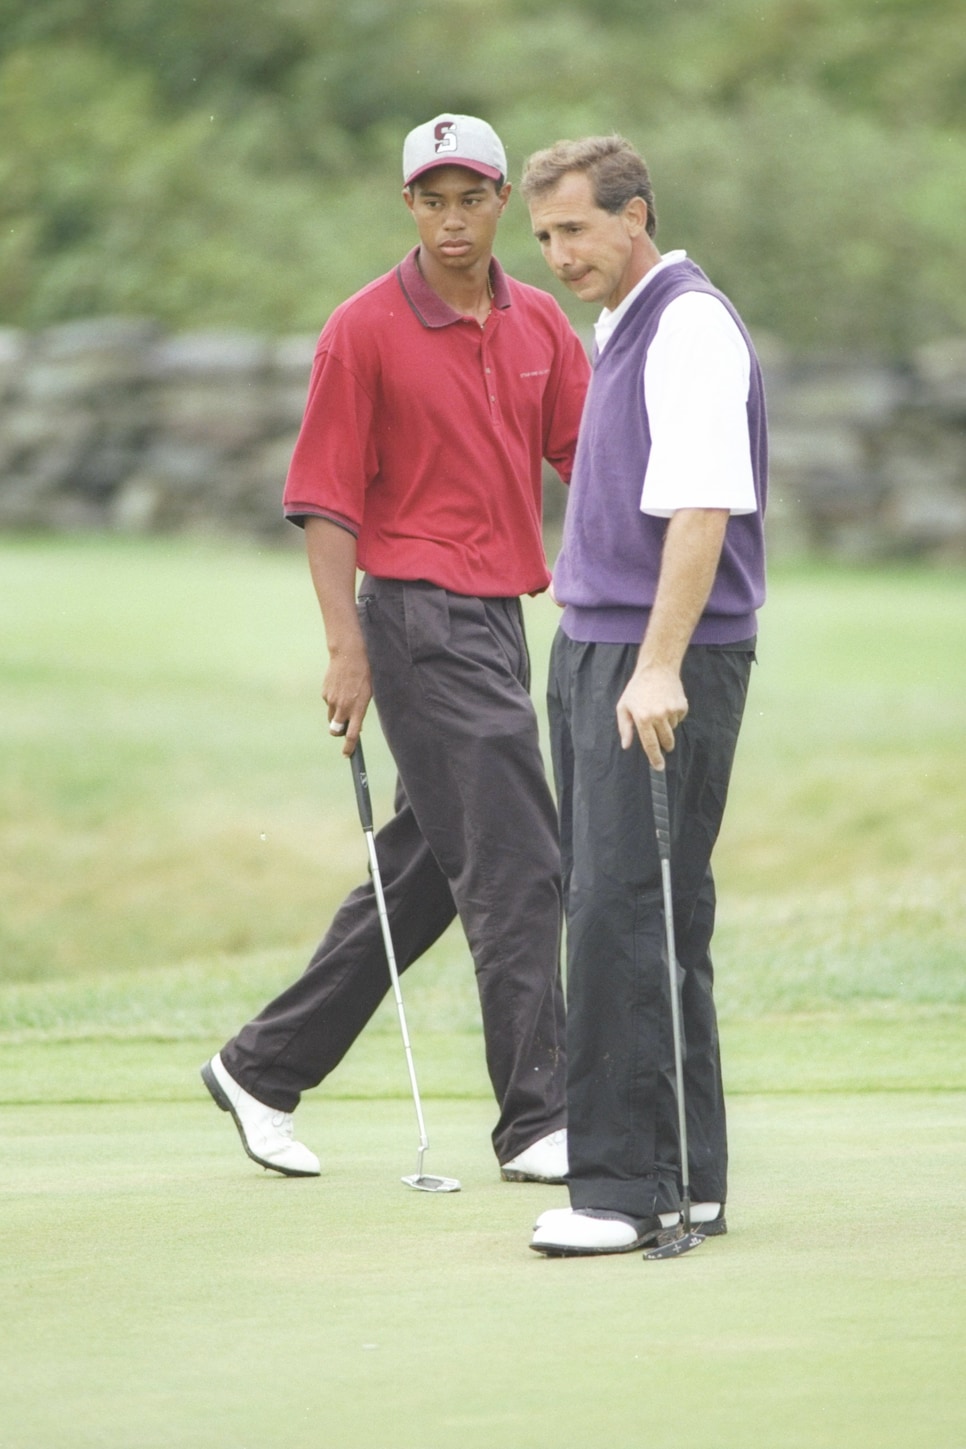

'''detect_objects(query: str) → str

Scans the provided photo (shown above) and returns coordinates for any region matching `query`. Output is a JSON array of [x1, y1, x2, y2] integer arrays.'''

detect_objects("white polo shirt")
[[594, 251, 757, 518]]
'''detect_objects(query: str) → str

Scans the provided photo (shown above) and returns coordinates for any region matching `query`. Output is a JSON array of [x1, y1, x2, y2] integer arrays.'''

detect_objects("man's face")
[[528, 170, 647, 311], [404, 166, 510, 272]]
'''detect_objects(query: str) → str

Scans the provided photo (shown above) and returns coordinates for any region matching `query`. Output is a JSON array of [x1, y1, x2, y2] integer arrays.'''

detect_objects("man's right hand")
[[303, 517, 372, 756], [323, 642, 372, 755], [616, 662, 688, 769]]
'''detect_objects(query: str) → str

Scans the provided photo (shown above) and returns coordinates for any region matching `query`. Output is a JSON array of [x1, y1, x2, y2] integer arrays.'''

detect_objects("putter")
[[643, 764, 704, 1260], [349, 740, 460, 1194]]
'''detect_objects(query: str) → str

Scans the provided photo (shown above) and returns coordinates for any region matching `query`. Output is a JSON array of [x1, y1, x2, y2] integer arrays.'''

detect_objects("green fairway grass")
[[2, 536, 964, 1005], [1, 536, 964, 1447]]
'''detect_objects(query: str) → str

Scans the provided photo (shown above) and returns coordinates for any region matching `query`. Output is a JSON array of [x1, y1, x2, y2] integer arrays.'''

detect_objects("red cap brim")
[[405, 159, 504, 185]]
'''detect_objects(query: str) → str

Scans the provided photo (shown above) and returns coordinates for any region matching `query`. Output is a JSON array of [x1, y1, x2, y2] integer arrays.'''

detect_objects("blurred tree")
[[0, 0, 963, 350]]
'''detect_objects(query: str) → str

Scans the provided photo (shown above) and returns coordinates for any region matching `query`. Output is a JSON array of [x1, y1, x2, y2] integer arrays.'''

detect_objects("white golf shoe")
[[535, 1202, 724, 1234], [533, 1204, 575, 1230], [530, 1207, 680, 1257], [500, 1129, 568, 1183], [201, 1053, 320, 1177], [690, 1201, 727, 1235]]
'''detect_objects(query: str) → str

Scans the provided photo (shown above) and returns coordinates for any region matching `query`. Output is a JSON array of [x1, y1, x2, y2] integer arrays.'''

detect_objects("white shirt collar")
[[594, 249, 688, 354]]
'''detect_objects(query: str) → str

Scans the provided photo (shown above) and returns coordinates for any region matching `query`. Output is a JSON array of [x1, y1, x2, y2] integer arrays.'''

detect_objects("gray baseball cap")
[[403, 114, 507, 186]]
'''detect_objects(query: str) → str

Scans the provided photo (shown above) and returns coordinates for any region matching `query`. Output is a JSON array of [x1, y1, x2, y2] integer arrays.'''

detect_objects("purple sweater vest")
[[555, 258, 767, 646]]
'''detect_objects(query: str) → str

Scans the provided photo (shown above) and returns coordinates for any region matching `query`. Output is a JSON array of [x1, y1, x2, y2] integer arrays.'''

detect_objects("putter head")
[[402, 1173, 461, 1194], [643, 1225, 705, 1260]]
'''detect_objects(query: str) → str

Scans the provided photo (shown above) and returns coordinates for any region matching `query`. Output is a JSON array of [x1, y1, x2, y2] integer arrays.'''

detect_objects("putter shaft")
[[649, 765, 695, 1240], [350, 741, 460, 1193], [359, 824, 430, 1167]]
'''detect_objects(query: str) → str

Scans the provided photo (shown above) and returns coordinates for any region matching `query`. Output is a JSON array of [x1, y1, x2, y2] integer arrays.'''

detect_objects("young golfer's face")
[[405, 166, 510, 273], [528, 170, 649, 311]]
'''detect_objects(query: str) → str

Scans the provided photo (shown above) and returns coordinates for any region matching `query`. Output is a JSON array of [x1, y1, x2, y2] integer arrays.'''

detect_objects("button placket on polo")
[[479, 317, 502, 424]]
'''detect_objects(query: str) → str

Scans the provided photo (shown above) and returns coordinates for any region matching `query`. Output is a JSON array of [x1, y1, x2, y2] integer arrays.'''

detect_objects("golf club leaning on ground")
[[348, 740, 461, 1194], [642, 764, 704, 1260]]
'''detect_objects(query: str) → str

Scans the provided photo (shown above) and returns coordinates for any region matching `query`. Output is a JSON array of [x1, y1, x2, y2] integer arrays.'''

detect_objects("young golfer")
[[522, 136, 767, 1255], [202, 115, 590, 1185]]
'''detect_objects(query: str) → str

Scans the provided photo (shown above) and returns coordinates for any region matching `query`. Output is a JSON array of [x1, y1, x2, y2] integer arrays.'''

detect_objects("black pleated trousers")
[[221, 576, 567, 1164], [548, 630, 754, 1217]]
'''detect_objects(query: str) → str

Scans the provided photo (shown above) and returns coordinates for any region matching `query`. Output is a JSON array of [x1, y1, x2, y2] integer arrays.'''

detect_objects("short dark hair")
[[520, 135, 657, 237]]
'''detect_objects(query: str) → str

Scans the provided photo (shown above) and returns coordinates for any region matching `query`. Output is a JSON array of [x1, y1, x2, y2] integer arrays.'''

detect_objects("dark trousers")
[[548, 631, 753, 1217], [221, 577, 567, 1163]]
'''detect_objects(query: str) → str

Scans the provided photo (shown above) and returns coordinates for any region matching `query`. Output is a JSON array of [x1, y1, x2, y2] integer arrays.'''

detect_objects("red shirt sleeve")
[[282, 341, 378, 532], [542, 318, 591, 484]]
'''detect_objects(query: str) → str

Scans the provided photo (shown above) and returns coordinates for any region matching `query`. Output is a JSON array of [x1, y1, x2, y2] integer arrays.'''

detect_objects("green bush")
[[1, 0, 964, 350]]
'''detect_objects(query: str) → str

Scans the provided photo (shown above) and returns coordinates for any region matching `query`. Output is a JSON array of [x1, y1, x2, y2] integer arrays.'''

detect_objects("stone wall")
[[0, 317, 314, 540], [1, 316, 965, 560], [759, 335, 966, 562]]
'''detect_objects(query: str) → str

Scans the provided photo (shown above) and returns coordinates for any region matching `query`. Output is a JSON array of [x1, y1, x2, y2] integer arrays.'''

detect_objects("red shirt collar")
[[396, 246, 512, 328]]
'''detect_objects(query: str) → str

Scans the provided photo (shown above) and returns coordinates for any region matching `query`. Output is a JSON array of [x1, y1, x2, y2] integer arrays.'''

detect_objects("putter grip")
[[350, 740, 373, 832], [649, 765, 672, 861]]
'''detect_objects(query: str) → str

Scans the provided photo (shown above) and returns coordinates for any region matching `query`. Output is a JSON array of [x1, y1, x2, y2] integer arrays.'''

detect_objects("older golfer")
[[523, 135, 767, 1256]]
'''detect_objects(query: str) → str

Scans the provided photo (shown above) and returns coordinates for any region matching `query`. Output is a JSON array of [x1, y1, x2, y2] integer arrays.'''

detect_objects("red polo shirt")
[[283, 247, 589, 597]]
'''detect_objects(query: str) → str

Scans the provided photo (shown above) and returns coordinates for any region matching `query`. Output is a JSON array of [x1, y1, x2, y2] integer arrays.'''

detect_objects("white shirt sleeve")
[[640, 290, 757, 517]]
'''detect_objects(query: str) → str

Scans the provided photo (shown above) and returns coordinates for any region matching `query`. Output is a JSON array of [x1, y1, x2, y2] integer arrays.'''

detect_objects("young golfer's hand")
[[323, 641, 372, 756]]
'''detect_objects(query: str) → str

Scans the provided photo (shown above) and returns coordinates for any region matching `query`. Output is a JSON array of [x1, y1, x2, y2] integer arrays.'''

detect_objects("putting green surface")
[[3, 544, 964, 1445], [2, 1058, 964, 1449]]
